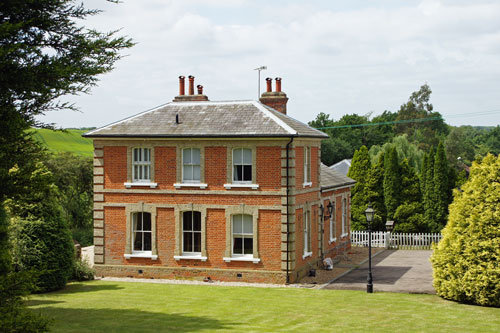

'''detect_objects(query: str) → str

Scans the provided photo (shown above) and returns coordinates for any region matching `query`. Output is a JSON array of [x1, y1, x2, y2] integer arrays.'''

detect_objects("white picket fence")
[[351, 230, 442, 250]]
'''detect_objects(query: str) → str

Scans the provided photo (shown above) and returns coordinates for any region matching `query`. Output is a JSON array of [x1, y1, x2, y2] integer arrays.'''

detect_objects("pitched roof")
[[83, 100, 328, 139], [320, 163, 356, 191], [329, 159, 352, 176]]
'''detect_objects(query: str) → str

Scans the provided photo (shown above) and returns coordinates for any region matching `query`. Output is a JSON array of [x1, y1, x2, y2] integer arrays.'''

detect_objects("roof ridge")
[[251, 101, 297, 135]]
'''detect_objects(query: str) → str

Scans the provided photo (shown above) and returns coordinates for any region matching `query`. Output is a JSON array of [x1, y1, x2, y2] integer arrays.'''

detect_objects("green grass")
[[31, 128, 93, 157], [27, 281, 500, 332]]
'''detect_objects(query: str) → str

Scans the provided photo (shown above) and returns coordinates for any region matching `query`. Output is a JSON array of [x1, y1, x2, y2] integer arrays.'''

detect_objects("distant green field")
[[31, 128, 93, 157]]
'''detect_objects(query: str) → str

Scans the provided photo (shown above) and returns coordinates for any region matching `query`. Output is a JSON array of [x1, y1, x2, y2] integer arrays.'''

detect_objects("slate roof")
[[329, 159, 352, 176], [83, 100, 328, 139], [320, 163, 356, 191]]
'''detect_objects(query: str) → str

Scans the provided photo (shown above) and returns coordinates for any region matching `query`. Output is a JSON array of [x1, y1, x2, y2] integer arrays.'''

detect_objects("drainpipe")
[[286, 136, 295, 284]]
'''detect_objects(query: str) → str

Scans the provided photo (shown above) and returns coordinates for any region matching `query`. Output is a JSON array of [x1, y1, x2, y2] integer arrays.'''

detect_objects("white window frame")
[[303, 210, 312, 259], [231, 214, 254, 259], [329, 199, 336, 244], [132, 211, 152, 256], [181, 211, 202, 256], [232, 148, 252, 184], [132, 147, 151, 183], [303, 147, 312, 187], [341, 197, 348, 237], [182, 148, 201, 183]]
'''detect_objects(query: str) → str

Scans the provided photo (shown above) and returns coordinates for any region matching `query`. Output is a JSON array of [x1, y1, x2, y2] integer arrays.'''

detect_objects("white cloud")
[[40, 0, 500, 128]]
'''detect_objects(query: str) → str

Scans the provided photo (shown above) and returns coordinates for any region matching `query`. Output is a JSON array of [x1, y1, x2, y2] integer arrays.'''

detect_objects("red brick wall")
[[311, 146, 319, 187], [205, 147, 226, 190], [155, 147, 176, 189], [256, 146, 281, 191], [104, 146, 127, 189], [104, 206, 126, 264], [257, 210, 282, 270]]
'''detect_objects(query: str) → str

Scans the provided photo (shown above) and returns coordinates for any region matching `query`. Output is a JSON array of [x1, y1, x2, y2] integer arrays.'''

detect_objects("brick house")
[[83, 76, 355, 283]]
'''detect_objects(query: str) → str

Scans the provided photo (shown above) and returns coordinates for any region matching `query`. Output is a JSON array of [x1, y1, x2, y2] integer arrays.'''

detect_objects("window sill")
[[223, 257, 261, 264], [173, 183, 208, 189], [341, 233, 349, 238], [124, 182, 158, 189], [302, 252, 312, 259], [328, 238, 337, 245], [223, 183, 259, 190], [174, 255, 207, 262], [302, 182, 312, 188], [124, 253, 158, 260]]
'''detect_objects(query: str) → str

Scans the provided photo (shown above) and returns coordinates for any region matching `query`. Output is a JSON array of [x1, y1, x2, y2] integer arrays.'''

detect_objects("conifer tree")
[[393, 159, 424, 232], [383, 147, 401, 219], [365, 153, 386, 231], [433, 142, 450, 231], [348, 146, 372, 230], [431, 154, 500, 307], [423, 148, 436, 231]]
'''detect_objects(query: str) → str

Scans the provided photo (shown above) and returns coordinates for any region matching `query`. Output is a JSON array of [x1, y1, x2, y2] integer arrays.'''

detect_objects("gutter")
[[285, 135, 295, 284]]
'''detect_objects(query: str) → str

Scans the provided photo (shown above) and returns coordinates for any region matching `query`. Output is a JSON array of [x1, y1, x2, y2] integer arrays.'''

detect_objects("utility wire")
[[313, 109, 500, 130]]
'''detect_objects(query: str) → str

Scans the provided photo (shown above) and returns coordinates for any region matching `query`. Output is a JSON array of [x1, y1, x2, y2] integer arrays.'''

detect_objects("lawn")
[[31, 128, 93, 157], [27, 281, 500, 332]]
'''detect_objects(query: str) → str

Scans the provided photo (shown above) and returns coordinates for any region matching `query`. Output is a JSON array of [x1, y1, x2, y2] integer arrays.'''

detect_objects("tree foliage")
[[383, 147, 401, 219], [348, 146, 372, 230], [369, 134, 423, 173], [431, 154, 500, 307]]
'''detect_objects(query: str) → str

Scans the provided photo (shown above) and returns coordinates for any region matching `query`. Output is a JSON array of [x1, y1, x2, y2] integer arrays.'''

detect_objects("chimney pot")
[[197, 85, 203, 95], [188, 75, 195, 95], [178, 76, 185, 96], [275, 77, 282, 92], [265, 77, 272, 92]]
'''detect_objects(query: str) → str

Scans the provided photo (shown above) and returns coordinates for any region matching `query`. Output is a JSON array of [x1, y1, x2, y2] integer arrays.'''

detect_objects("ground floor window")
[[342, 198, 348, 236], [329, 201, 336, 242], [232, 214, 253, 256], [183, 211, 202, 254], [133, 212, 152, 252], [303, 210, 311, 256]]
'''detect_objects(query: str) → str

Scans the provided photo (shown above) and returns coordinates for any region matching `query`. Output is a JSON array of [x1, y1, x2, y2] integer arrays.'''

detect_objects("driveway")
[[324, 250, 435, 294]]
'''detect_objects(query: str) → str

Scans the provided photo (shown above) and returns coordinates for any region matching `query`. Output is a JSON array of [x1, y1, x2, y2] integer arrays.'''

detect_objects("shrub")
[[72, 259, 95, 281], [11, 216, 74, 293], [431, 154, 500, 307]]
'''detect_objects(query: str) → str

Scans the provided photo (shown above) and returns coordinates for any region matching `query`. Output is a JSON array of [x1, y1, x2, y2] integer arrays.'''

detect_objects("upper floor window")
[[182, 148, 201, 183], [133, 212, 152, 253], [304, 147, 311, 185], [133, 148, 151, 182], [233, 148, 252, 183], [232, 214, 253, 257], [182, 211, 201, 254]]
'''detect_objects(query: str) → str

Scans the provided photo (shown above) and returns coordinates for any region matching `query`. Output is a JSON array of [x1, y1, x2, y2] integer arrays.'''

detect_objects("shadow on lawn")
[[58, 281, 124, 294], [35, 307, 237, 332]]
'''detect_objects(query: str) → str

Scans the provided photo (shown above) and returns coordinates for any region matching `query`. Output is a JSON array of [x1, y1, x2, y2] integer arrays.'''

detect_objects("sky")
[[38, 0, 500, 129]]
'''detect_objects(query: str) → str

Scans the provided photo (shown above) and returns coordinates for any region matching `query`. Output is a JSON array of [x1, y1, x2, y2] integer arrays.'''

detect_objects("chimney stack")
[[259, 77, 288, 114], [188, 75, 195, 95], [178, 76, 185, 96], [173, 75, 209, 102]]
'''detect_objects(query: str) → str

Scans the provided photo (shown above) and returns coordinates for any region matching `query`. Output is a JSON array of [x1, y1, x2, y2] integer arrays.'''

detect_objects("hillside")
[[31, 128, 93, 157]]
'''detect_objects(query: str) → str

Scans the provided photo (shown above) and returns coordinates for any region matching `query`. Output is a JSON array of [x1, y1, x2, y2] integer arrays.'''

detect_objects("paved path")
[[324, 250, 435, 294]]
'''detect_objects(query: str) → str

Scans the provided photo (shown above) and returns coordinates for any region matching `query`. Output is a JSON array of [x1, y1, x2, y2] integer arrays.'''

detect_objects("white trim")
[[174, 183, 207, 189], [328, 237, 337, 245], [341, 233, 349, 238], [302, 182, 312, 188], [124, 182, 158, 188], [320, 184, 355, 192], [174, 255, 207, 261], [252, 101, 297, 135], [223, 257, 261, 264], [224, 183, 259, 190], [302, 252, 312, 259], [124, 253, 158, 260]]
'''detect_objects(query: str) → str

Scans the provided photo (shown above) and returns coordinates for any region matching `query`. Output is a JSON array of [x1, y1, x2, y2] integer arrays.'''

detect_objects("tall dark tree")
[[364, 153, 386, 231], [0, 1, 132, 329], [423, 149, 436, 230], [393, 159, 424, 232], [383, 147, 401, 219], [433, 142, 451, 231], [348, 146, 372, 230]]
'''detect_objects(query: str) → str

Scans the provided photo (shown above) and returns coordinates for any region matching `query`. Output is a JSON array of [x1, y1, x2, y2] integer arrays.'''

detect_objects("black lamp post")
[[365, 203, 375, 293]]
